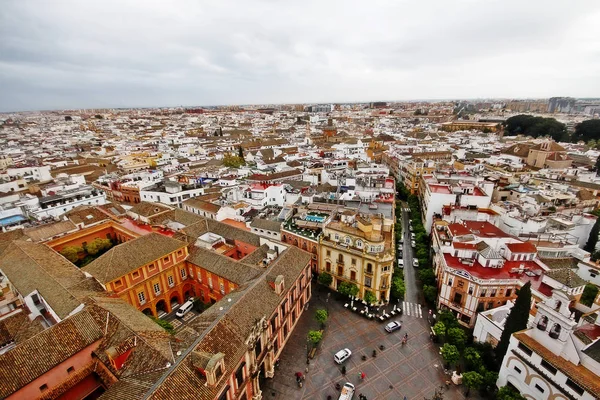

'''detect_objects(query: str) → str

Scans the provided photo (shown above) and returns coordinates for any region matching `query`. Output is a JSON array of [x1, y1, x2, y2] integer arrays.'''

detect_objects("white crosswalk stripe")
[[401, 301, 424, 318]]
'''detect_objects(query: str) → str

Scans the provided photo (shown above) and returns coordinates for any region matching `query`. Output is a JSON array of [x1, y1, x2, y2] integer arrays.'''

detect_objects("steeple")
[[531, 288, 577, 357]]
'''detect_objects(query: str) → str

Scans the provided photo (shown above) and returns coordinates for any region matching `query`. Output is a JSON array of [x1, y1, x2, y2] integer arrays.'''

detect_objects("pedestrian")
[[361, 372, 366, 380]]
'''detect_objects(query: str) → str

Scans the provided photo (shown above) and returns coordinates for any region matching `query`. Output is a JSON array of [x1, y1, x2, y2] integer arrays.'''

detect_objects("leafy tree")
[[364, 290, 377, 305], [307, 330, 323, 345], [238, 146, 244, 159], [573, 119, 600, 143], [480, 368, 499, 394], [391, 276, 405, 300], [496, 282, 532, 366], [416, 247, 429, 261], [581, 283, 599, 307], [315, 309, 328, 327], [496, 386, 526, 400], [471, 342, 497, 372], [503, 114, 568, 142], [60, 245, 82, 263], [419, 268, 436, 285], [150, 317, 174, 334], [462, 371, 483, 396], [440, 343, 460, 368], [464, 347, 482, 371], [447, 327, 467, 350], [222, 153, 245, 168], [584, 217, 600, 252], [439, 310, 459, 332], [86, 238, 112, 255], [588, 139, 597, 149], [337, 281, 359, 297], [423, 285, 437, 304], [317, 272, 333, 287], [432, 321, 446, 338]]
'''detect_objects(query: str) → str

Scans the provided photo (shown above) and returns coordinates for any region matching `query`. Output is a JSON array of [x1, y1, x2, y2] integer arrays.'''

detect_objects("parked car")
[[176, 299, 194, 318], [413, 259, 419, 268], [385, 320, 402, 333], [398, 259, 404, 268], [411, 240, 416, 248], [334, 348, 352, 364]]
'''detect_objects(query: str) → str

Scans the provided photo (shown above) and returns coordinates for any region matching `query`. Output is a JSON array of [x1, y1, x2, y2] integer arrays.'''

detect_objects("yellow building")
[[319, 211, 395, 302], [402, 152, 452, 194], [440, 121, 500, 132]]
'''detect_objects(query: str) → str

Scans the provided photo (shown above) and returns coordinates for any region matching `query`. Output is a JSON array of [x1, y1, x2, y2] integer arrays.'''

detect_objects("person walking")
[[360, 371, 366, 381]]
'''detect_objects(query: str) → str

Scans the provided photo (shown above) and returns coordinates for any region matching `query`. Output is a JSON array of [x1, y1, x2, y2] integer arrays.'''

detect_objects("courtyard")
[[263, 289, 478, 400]]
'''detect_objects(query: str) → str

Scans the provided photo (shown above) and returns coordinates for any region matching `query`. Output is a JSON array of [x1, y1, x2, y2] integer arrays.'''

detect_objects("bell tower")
[[531, 289, 577, 358]]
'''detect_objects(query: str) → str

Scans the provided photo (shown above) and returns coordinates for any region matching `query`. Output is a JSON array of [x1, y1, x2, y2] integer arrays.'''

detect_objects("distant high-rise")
[[548, 97, 576, 113]]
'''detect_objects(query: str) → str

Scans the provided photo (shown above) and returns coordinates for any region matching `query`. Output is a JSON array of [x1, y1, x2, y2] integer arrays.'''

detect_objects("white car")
[[413, 259, 419, 268], [334, 348, 352, 364], [385, 321, 402, 333], [398, 259, 404, 268], [411, 240, 416, 248]]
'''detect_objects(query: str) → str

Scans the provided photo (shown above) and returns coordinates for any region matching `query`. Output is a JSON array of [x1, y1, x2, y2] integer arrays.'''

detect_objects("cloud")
[[1, 0, 600, 111]]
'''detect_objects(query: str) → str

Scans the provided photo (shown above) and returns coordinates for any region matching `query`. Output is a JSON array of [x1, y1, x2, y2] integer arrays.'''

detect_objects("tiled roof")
[[0, 241, 87, 319], [128, 202, 172, 218], [23, 220, 77, 242], [82, 233, 187, 284], [540, 257, 579, 270], [0, 310, 103, 398], [182, 198, 221, 214], [65, 205, 110, 225], [0, 311, 44, 347], [515, 332, 600, 398], [178, 218, 261, 247], [506, 242, 537, 253], [148, 208, 205, 227], [544, 268, 586, 288], [250, 218, 281, 232], [187, 246, 263, 285]]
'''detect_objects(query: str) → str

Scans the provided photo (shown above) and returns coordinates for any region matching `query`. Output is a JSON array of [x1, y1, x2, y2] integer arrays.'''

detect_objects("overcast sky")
[[1, 0, 600, 112]]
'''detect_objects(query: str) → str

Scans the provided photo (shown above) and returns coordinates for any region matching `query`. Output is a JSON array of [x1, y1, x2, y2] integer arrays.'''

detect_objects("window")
[[168, 275, 174, 287], [337, 266, 343, 276], [468, 286, 473, 295], [154, 283, 161, 295], [540, 360, 557, 375], [326, 262, 331, 272], [365, 276, 372, 288], [505, 288, 512, 297], [114, 279, 122, 287], [180, 268, 187, 279], [366, 263, 373, 274], [566, 378, 585, 396], [177, 250, 183, 256], [163, 256, 169, 263], [534, 384, 544, 393], [490, 289, 497, 297], [197, 272, 202, 282], [326, 250, 331, 256], [513, 366, 521, 373], [447, 278, 453, 286], [220, 282, 225, 294], [350, 270, 356, 281], [148, 263, 156, 270], [137, 291, 146, 304], [517, 342, 533, 356], [67, 366, 75, 374], [235, 362, 246, 387], [351, 258, 356, 265], [40, 384, 48, 392], [480, 289, 487, 297], [132, 271, 140, 279]]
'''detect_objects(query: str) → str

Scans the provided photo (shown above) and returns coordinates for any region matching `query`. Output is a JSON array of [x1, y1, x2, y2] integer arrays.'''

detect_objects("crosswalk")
[[401, 207, 411, 212], [401, 301, 423, 318]]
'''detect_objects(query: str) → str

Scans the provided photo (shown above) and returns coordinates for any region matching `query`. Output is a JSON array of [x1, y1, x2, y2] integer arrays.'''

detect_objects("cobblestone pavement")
[[263, 289, 483, 400]]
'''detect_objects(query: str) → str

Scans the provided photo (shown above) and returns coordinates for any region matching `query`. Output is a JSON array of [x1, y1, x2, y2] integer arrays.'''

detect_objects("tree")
[[423, 285, 437, 304], [307, 330, 323, 345], [584, 217, 600, 253], [503, 114, 568, 142], [462, 371, 483, 396], [60, 245, 82, 263], [440, 343, 460, 368], [573, 119, 600, 143], [588, 139, 597, 149], [391, 276, 405, 300], [464, 347, 482, 371], [419, 268, 436, 285], [480, 368, 499, 394], [338, 281, 359, 297], [317, 272, 333, 287], [432, 322, 446, 339], [222, 153, 245, 168], [315, 309, 328, 328], [439, 310, 459, 332], [496, 282, 532, 365], [447, 327, 467, 350], [238, 146, 244, 159], [581, 283, 599, 307], [364, 290, 377, 305], [86, 238, 112, 256], [496, 386, 526, 400], [150, 317, 174, 334]]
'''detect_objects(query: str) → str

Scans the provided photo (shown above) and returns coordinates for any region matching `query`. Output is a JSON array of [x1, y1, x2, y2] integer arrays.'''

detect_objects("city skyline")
[[2, 0, 600, 112]]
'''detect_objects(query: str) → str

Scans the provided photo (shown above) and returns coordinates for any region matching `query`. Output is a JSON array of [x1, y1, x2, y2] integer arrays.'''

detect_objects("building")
[[497, 289, 600, 400], [526, 140, 572, 169], [440, 121, 501, 132]]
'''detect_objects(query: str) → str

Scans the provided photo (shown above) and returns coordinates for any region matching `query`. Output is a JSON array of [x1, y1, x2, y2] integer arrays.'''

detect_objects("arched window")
[[366, 263, 373, 274], [549, 323, 561, 339], [537, 315, 548, 331], [302, 242, 307, 250]]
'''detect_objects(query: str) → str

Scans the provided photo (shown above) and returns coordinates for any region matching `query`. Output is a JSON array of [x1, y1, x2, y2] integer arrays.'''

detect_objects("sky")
[[1, 0, 600, 112]]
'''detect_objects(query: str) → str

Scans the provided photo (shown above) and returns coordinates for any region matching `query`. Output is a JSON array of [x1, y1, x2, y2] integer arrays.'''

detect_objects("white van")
[[176, 300, 194, 318], [338, 382, 355, 400]]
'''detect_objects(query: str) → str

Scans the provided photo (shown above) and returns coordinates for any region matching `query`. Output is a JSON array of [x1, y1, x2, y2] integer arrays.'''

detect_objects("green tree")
[[503, 114, 568, 142], [315, 309, 328, 328], [496, 282, 532, 365], [588, 139, 597, 149], [317, 272, 333, 287], [581, 283, 599, 307], [337, 281, 359, 297], [364, 290, 377, 305], [391, 276, 405, 300], [432, 321, 446, 338], [496, 386, 526, 400], [150, 317, 174, 334], [307, 330, 323, 345], [423, 285, 437, 304], [86, 238, 112, 256], [464, 347, 482, 371], [419, 268, 436, 285], [60, 245, 82, 263], [573, 119, 600, 143], [584, 218, 600, 253], [480, 368, 499, 394], [222, 153, 245, 168], [440, 343, 460, 368], [447, 327, 467, 350], [439, 310, 459, 332], [462, 371, 483, 396]]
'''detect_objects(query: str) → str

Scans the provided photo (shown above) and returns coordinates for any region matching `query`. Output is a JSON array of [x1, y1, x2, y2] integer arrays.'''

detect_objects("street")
[[400, 202, 420, 304]]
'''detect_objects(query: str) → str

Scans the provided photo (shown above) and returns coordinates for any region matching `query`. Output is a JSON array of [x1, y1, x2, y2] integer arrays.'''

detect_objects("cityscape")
[[2, 2, 600, 400]]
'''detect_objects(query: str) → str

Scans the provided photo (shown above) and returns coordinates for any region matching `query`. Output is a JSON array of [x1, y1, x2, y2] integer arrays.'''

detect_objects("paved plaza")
[[263, 289, 478, 400]]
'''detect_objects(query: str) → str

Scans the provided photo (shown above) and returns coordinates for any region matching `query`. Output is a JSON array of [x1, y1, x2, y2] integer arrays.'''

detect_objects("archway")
[[156, 299, 168, 316], [183, 284, 196, 301], [142, 307, 154, 317], [170, 293, 182, 309]]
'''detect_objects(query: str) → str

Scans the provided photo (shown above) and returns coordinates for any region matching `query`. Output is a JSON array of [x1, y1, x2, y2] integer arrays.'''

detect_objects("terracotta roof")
[[0, 310, 103, 398], [0, 311, 44, 347], [515, 332, 600, 398], [540, 257, 579, 270], [182, 198, 221, 214], [177, 218, 261, 247], [65, 205, 110, 226], [23, 220, 77, 242], [250, 218, 281, 232], [82, 233, 187, 284], [128, 201, 172, 218], [0, 241, 87, 318], [186, 246, 263, 285], [506, 242, 537, 253], [148, 208, 205, 227], [530, 141, 567, 152], [544, 268, 586, 288]]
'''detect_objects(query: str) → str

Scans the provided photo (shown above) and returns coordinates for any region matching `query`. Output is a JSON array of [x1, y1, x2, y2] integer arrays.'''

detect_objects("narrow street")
[[401, 202, 420, 304]]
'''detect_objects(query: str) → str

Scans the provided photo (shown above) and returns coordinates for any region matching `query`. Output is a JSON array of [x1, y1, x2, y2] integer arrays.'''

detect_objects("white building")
[[497, 289, 600, 400], [140, 180, 206, 207]]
